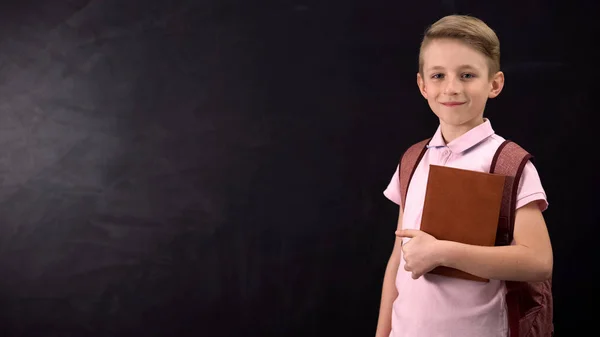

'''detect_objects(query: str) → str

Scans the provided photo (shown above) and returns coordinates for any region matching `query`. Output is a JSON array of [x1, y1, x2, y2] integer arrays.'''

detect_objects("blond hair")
[[418, 15, 500, 77]]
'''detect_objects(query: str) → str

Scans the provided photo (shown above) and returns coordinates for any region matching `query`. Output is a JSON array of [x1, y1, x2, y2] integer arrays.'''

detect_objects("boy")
[[374, 15, 553, 337]]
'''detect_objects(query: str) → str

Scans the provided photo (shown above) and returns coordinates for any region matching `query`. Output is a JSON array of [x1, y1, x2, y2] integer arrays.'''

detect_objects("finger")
[[396, 229, 421, 238], [412, 272, 420, 280], [404, 263, 410, 272]]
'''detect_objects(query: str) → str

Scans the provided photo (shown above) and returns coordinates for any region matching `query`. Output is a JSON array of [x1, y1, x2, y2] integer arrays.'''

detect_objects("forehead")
[[422, 38, 489, 72]]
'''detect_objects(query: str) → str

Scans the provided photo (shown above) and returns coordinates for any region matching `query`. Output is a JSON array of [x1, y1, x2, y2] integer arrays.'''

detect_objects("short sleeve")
[[516, 160, 548, 212], [383, 165, 402, 206]]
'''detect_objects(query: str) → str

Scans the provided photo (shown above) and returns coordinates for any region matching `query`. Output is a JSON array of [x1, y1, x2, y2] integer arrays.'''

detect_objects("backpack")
[[397, 138, 554, 337]]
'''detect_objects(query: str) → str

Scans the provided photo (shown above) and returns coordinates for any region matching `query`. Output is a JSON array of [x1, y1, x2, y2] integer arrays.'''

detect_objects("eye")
[[461, 73, 476, 79], [431, 73, 444, 79]]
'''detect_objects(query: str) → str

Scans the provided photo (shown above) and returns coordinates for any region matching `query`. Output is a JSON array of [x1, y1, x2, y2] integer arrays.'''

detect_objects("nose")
[[443, 76, 463, 95]]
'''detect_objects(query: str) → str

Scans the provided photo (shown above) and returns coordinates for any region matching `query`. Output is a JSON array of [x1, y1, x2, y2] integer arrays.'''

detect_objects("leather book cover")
[[419, 165, 506, 282]]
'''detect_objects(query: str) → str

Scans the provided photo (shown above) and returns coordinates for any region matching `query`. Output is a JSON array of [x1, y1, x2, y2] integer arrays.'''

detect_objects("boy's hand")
[[395, 229, 442, 279]]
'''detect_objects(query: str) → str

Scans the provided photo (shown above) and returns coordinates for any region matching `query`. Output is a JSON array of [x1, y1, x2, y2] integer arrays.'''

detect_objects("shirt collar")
[[427, 118, 495, 153]]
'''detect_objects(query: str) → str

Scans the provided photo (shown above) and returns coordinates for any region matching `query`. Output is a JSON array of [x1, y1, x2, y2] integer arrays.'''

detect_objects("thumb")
[[395, 229, 421, 238]]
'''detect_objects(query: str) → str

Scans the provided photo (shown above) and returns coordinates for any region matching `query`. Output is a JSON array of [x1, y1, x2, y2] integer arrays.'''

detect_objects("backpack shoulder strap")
[[490, 139, 533, 246], [490, 140, 534, 337], [398, 138, 431, 210]]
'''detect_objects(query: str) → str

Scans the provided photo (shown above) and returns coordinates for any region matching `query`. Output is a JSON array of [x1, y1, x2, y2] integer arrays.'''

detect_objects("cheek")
[[468, 87, 490, 103], [423, 84, 440, 98]]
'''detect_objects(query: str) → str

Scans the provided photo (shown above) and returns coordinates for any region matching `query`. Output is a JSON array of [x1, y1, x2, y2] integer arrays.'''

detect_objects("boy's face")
[[417, 38, 504, 130]]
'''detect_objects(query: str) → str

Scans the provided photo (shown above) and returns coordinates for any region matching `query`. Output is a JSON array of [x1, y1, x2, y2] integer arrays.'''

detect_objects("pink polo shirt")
[[383, 119, 548, 337]]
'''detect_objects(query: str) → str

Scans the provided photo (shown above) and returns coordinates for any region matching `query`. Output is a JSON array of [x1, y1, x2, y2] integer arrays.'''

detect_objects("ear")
[[488, 71, 505, 98], [417, 72, 428, 99]]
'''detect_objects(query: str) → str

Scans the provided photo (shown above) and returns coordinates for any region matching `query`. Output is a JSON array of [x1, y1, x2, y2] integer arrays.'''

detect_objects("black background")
[[0, 1, 595, 336]]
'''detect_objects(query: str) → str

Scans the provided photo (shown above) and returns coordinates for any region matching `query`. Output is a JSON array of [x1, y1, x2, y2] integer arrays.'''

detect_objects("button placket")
[[441, 148, 451, 165]]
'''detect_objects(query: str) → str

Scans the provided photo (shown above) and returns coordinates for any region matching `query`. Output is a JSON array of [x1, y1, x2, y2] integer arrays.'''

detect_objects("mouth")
[[441, 102, 466, 107]]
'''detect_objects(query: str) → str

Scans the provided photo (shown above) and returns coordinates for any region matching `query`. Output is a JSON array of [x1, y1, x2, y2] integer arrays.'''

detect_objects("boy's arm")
[[375, 208, 403, 337], [437, 201, 553, 282]]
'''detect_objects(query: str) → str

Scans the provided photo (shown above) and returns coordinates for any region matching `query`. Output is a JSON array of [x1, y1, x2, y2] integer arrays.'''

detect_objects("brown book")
[[420, 165, 506, 282]]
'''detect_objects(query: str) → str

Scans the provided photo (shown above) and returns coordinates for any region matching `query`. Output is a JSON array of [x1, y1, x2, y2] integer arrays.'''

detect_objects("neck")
[[440, 117, 485, 144]]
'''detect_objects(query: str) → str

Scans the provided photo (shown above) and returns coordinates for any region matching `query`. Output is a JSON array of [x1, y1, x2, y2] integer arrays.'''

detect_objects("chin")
[[433, 113, 469, 126], [433, 111, 482, 127]]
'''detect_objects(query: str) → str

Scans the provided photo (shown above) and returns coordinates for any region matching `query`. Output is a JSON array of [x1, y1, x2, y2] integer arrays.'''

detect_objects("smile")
[[441, 102, 466, 107]]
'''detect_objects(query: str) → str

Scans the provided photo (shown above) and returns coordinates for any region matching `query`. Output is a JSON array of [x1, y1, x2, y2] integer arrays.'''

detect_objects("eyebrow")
[[426, 65, 480, 72]]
